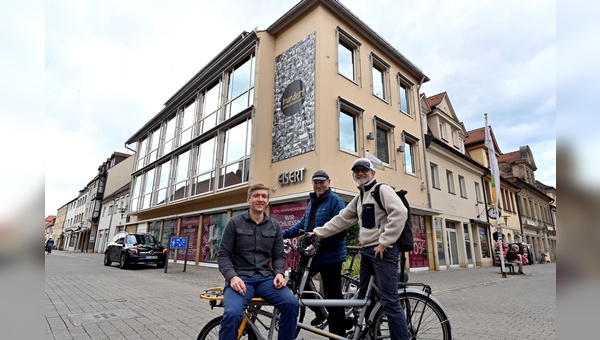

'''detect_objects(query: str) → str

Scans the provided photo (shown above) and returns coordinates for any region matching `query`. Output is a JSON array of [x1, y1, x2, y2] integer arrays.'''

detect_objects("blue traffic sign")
[[170, 236, 187, 249]]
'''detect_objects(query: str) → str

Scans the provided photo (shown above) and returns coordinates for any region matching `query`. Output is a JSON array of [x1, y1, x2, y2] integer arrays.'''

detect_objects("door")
[[446, 222, 459, 267], [464, 223, 473, 265]]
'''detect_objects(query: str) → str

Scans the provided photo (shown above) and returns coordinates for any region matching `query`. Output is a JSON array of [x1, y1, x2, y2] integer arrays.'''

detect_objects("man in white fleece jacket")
[[312, 157, 409, 340]]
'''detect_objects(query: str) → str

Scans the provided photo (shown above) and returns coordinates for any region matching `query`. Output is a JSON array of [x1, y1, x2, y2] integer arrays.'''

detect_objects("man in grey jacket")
[[217, 183, 299, 340], [312, 158, 409, 340]]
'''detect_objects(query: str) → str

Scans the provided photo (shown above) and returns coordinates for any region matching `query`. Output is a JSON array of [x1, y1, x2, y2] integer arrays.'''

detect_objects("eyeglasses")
[[352, 168, 370, 174], [312, 180, 327, 186]]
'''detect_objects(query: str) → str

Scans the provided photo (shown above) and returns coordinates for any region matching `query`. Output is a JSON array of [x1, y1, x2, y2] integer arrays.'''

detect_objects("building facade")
[[124, 0, 443, 269]]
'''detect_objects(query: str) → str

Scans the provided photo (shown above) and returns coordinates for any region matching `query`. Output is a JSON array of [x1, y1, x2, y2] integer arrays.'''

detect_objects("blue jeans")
[[358, 246, 409, 340], [219, 274, 299, 340]]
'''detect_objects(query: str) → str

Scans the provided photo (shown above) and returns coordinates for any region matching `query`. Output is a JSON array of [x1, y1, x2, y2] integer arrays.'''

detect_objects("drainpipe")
[[124, 142, 136, 153], [416, 77, 430, 209]]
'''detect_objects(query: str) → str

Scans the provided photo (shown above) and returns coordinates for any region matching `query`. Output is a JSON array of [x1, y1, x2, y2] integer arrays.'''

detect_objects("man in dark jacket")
[[283, 170, 347, 335]]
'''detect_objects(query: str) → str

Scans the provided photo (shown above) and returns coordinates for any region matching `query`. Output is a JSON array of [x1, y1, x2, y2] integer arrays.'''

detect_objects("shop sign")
[[277, 168, 306, 186]]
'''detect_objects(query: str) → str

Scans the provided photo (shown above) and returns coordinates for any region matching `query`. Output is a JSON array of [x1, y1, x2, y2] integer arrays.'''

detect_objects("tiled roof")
[[498, 150, 520, 163], [464, 127, 485, 145], [426, 92, 446, 108]]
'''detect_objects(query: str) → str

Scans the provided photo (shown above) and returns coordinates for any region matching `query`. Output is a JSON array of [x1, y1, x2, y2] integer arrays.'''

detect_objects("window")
[[375, 124, 391, 165], [141, 168, 155, 210], [439, 122, 447, 140], [180, 99, 197, 146], [136, 138, 147, 170], [154, 160, 171, 205], [171, 149, 191, 201], [398, 74, 413, 115], [451, 129, 458, 147], [431, 163, 440, 189], [148, 127, 160, 163], [446, 170, 455, 194], [458, 175, 467, 198], [337, 28, 360, 81], [199, 80, 221, 135], [130, 175, 142, 212], [402, 131, 419, 175], [404, 140, 415, 174], [338, 98, 362, 154], [192, 136, 217, 196], [218, 118, 252, 189], [475, 182, 483, 203], [371, 53, 389, 100], [225, 54, 255, 120], [162, 115, 177, 155]]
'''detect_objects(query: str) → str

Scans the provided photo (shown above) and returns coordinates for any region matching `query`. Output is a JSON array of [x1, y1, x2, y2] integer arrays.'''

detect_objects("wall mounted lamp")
[[366, 132, 375, 140], [396, 145, 404, 153]]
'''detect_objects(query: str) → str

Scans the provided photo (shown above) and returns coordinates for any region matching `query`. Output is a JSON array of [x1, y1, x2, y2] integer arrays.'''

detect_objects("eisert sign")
[[278, 168, 306, 186]]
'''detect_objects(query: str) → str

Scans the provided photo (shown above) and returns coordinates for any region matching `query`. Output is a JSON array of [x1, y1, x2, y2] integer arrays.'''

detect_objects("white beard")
[[354, 174, 373, 186]]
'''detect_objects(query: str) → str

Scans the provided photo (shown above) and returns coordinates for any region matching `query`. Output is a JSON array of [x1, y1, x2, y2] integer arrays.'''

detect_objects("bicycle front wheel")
[[197, 315, 258, 340], [371, 291, 451, 340]]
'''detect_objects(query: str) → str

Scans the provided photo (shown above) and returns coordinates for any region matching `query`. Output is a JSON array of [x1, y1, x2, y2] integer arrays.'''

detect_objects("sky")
[[30, 0, 561, 217]]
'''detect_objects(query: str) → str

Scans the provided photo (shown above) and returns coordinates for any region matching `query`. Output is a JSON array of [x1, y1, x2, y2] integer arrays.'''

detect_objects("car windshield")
[[126, 234, 158, 246]]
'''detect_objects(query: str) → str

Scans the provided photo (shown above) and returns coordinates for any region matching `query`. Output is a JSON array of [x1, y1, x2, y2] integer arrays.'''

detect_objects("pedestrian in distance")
[[312, 158, 410, 340], [45, 237, 54, 255], [217, 183, 299, 340], [282, 170, 347, 336], [506, 244, 525, 274]]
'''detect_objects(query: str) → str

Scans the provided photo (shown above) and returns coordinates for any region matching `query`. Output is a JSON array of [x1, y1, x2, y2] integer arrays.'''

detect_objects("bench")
[[502, 263, 515, 274]]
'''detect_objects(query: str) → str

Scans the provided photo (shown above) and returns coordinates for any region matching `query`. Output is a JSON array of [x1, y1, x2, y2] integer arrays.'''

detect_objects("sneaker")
[[310, 315, 326, 326]]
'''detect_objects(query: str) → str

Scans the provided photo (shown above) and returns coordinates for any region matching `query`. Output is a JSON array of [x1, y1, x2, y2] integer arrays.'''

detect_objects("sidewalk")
[[66, 251, 556, 295]]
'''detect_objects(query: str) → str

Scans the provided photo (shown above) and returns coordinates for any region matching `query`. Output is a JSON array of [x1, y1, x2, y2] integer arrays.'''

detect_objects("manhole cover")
[[68, 309, 140, 326]]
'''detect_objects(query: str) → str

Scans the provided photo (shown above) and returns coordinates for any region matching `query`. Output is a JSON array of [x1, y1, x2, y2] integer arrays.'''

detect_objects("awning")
[[410, 205, 442, 216]]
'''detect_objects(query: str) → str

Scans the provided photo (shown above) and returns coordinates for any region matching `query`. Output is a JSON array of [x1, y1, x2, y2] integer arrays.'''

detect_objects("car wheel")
[[103, 252, 112, 266], [119, 253, 128, 269], [157, 262, 165, 268]]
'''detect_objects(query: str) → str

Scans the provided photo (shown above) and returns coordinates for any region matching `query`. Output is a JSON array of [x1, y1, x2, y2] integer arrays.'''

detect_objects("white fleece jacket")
[[313, 179, 408, 248]]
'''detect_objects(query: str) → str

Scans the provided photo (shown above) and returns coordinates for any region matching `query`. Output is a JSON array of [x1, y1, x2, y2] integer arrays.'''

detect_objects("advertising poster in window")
[[177, 216, 199, 262], [272, 32, 316, 162], [270, 201, 308, 268], [408, 215, 428, 268], [479, 226, 491, 258], [163, 219, 178, 258], [200, 213, 227, 263]]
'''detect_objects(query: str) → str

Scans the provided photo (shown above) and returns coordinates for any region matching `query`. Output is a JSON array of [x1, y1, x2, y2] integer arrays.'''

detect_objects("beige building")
[[95, 153, 133, 253], [499, 147, 556, 262], [54, 204, 68, 250], [124, 0, 440, 269], [422, 92, 492, 269]]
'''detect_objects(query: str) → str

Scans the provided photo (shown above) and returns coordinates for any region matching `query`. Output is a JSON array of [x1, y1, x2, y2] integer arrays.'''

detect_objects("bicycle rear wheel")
[[197, 315, 258, 340], [371, 291, 451, 340]]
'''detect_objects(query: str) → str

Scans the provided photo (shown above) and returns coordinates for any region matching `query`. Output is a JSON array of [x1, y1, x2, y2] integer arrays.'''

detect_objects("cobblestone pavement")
[[45, 251, 555, 339]]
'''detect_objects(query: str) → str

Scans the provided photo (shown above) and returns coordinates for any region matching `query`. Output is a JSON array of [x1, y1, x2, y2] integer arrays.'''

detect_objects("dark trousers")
[[358, 246, 409, 340], [305, 262, 346, 336]]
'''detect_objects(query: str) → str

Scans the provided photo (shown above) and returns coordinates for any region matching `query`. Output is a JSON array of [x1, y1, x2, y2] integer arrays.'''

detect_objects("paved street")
[[45, 252, 555, 339]]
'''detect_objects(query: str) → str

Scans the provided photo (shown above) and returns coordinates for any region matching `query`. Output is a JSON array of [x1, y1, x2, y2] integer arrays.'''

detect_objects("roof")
[[426, 92, 446, 108], [465, 126, 502, 154], [498, 150, 520, 163]]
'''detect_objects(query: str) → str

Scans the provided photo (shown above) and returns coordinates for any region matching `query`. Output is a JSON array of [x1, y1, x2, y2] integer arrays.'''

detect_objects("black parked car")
[[104, 232, 167, 269]]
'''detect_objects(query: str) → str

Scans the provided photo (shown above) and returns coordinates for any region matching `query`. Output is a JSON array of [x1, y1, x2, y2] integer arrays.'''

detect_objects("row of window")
[[337, 27, 414, 116], [129, 50, 256, 212], [430, 163, 478, 200], [338, 98, 418, 175], [130, 118, 252, 212], [135, 53, 256, 172]]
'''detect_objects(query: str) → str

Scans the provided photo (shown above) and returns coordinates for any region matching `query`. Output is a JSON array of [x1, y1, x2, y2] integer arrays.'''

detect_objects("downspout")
[[416, 76, 429, 207], [514, 188, 524, 243], [416, 76, 434, 268], [124, 142, 136, 153]]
